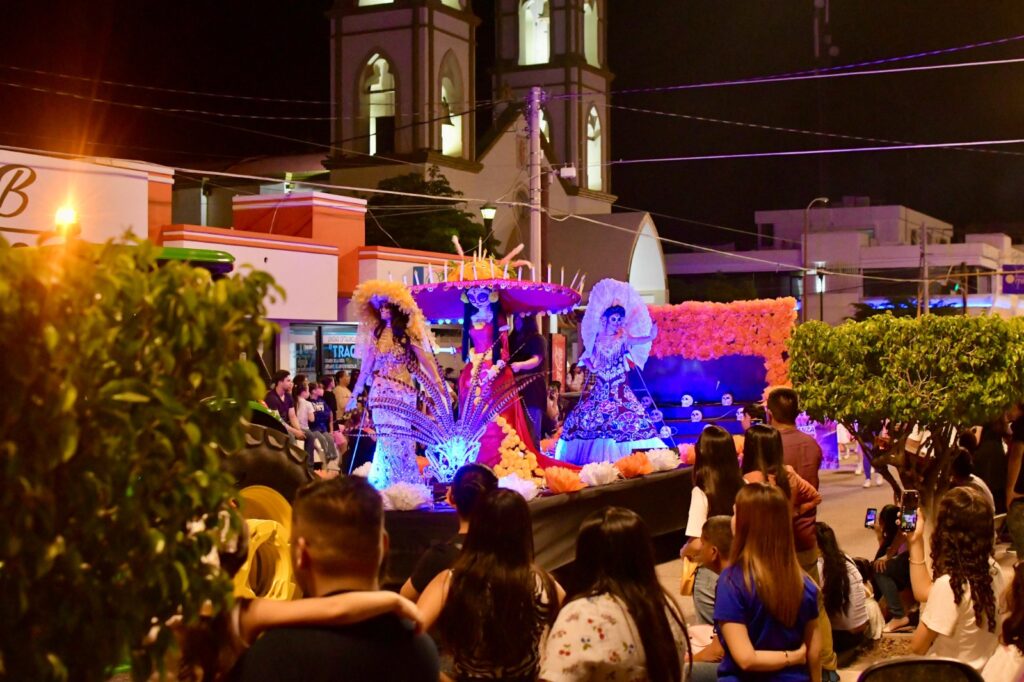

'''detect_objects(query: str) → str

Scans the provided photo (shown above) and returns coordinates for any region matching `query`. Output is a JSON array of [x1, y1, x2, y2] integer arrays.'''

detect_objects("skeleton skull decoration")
[[690, 409, 704, 423], [721, 393, 734, 406], [736, 406, 746, 422], [680, 394, 694, 408], [659, 425, 677, 439], [649, 409, 664, 423]]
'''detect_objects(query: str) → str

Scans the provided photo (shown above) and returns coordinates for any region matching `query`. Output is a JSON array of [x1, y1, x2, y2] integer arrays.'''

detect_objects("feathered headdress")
[[580, 278, 653, 369], [352, 280, 433, 358]]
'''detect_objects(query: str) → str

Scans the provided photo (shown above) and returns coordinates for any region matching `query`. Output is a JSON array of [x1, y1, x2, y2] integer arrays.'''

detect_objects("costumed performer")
[[555, 278, 666, 465], [348, 280, 440, 490]]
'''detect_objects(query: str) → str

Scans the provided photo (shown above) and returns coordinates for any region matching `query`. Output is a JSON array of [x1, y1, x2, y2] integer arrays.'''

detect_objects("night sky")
[[2, 1, 1022, 250]]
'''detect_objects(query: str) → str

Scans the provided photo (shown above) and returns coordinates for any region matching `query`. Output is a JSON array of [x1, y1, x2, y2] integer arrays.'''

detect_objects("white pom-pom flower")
[[351, 462, 373, 478], [579, 461, 620, 487], [646, 449, 681, 472], [380, 482, 434, 511], [498, 473, 540, 501]]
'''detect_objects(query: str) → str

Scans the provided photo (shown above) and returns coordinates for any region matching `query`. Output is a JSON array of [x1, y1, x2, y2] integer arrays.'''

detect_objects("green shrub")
[[0, 237, 278, 680], [789, 314, 1024, 511]]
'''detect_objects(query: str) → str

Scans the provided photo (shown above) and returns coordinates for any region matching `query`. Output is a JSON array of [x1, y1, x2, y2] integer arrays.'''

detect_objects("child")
[[693, 515, 733, 626], [308, 382, 340, 467], [691, 516, 733, 667], [982, 563, 1024, 681]]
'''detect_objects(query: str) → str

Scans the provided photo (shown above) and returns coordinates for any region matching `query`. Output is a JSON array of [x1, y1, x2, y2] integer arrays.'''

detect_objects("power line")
[[610, 137, 1024, 166], [601, 33, 1024, 96], [604, 103, 1024, 158]]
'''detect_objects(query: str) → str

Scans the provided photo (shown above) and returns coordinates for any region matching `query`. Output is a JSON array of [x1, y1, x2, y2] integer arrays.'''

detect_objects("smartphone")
[[864, 507, 878, 528], [900, 490, 920, 532]]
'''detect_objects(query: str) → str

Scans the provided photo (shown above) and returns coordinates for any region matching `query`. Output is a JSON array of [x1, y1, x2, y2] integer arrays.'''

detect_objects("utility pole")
[[920, 226, 929, 316], [527, 86, 544, 277]]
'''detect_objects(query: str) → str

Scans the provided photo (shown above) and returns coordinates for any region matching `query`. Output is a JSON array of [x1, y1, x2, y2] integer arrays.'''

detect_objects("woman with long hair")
[[871, 504, 912, 632], [419, 488, 564, 680], [541, 507, 689, 682], [349, 280, 439, 489], [681, 425, 744, 625], [982, 563, 1024, 680], [741, 424, 822, 579], [908, 486, 1005, 672], [815, 522, 868, 656], [716, 483, 820, 682]]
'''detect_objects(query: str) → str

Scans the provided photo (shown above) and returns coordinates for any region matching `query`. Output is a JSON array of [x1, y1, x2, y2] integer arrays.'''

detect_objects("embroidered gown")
[[555, 333, 666, 465], [366, 329, 421, 489]]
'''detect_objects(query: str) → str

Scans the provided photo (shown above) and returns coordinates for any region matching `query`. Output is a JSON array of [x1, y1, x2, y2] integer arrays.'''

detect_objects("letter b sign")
[[0, 165, 37, 218]]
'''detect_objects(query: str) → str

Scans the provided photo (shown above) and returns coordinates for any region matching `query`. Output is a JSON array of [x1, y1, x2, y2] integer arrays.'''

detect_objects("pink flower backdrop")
[[648, 297, 798, 388]]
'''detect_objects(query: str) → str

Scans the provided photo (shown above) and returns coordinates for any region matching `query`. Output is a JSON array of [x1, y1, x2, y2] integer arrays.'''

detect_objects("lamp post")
[[55, 205, 80, 241], [480, 203, 497, 238], [801, 197, 829, 323]]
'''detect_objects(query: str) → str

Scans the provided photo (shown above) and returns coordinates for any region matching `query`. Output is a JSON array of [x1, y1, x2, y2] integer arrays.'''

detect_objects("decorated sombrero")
[[409, 240, 583, 322]]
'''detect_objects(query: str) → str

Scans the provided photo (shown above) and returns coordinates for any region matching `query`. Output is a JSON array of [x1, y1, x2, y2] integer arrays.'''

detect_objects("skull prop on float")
[[721, 393, 734, 406], [659, 425, 677, 439], [736, 406, 746, 422], [680, 394, 694, 408], [690, 409, 704, 423]]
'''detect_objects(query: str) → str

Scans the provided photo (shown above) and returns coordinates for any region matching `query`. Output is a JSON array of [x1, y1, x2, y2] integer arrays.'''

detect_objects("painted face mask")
[[465, 286, 494, 310]]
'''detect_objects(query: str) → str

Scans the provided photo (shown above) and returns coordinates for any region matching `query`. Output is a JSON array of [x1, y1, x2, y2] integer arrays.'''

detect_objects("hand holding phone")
[[864, 508, 878, 528], [900, 490, 920, 532]]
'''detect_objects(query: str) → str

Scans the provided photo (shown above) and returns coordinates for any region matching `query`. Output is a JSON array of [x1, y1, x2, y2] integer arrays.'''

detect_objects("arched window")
[[538, 107, 550, 142], [518, 0, 550, 65], [439, 60, 463, 157], [586, 106, 602, 191], [361, 53, 396, 155], [358, 0, 393, 6], [583, 0, 599, 66]]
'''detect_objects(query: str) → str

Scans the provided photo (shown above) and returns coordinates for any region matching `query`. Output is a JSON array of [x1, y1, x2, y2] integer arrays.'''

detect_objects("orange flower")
[[545, 467, 586, 494], [614, 452, 654, 479]]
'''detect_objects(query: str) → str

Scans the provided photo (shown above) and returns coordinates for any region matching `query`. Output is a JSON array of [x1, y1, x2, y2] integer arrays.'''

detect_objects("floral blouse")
[[540, 593, 687, 682]]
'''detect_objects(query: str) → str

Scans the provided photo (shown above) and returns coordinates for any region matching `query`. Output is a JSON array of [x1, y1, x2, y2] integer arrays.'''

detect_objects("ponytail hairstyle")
[[816, 522, 851, 619], [731, 483, 806, 627]]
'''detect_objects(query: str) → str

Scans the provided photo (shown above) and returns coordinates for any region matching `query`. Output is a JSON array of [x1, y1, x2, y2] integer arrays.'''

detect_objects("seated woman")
[[816, 523, 868, 657], [540, 507, 689, 682], [908, 486, 1005, 673], [418, 488, 565, 681], [983, 563, 1024, 681], [715, 483, 821, 682], [871, 504, 913, 632]]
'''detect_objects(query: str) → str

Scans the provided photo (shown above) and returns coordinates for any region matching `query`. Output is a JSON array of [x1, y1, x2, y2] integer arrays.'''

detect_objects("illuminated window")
[[538, 108, 550, 142], [440, 0, 462, 8], [358, 0, 393, 6], [362, 53, 396, 155], [518, 0, 550, 65], [586, 106, 602, 191], [440, 79, 462, 156], [584, 0, 599, 66]]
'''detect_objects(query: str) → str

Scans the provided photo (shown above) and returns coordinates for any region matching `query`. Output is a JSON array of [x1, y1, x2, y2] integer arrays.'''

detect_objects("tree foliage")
[[789, 314, 1024, 511], [366, 165, 501, 255], [0, 237, 278, 680], [849, 296, 960, 321]]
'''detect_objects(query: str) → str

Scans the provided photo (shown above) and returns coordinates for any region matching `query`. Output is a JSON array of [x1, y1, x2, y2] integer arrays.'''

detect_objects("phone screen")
[[864, 508, 878, 528], [900, 489, 920, 532]]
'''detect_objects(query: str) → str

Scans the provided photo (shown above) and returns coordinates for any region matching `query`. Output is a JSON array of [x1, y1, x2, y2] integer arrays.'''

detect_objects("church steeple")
[[493, 0, 611, 194], [328, 0, 479, 164]]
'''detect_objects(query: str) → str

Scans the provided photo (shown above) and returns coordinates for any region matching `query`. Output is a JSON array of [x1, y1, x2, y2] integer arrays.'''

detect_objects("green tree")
[[366, 165, 501, 254], [788, 314, 1024, 514], [0, 237, 278, 680]]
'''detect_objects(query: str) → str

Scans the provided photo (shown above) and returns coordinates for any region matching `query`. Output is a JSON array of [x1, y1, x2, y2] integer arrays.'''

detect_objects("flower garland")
[[494, 415, 544, 482], [648, 297, 797, 387]]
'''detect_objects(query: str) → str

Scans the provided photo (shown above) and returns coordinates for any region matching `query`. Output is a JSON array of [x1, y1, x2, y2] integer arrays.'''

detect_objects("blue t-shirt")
[[714, 564, 819, 682], [310, 396, 331, 432]]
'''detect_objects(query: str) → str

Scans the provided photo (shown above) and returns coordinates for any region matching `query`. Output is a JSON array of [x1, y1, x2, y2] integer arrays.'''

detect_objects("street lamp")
[[55, 205, 80, 240], [480, 203, 497, 234], [801, 197, 829, 323]]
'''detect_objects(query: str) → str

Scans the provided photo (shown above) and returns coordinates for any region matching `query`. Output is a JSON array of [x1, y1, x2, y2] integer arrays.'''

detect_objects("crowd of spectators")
[[230, 377, 1024, 681]]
